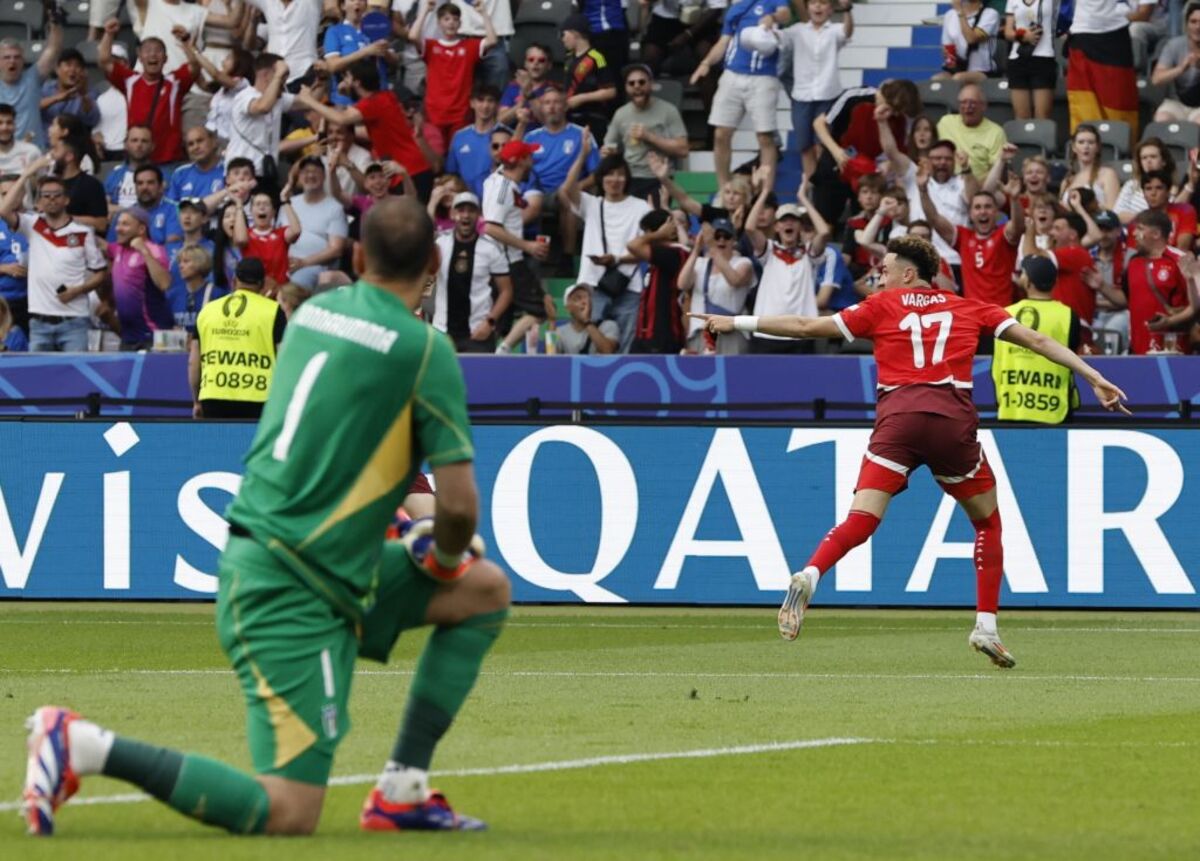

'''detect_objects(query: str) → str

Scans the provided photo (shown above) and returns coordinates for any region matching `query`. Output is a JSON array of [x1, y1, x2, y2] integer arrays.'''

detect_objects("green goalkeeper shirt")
[[224, 281, 474, 617]]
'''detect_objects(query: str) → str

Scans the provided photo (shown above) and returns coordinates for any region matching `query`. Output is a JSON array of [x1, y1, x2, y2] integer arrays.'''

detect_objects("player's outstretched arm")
[[999, 322, 1132, 414], [690, 312, 842, 339]]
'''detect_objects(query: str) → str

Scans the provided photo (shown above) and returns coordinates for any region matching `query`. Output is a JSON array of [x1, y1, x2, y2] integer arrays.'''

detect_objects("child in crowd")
[[242, 191, 301, 295], [841, 174, 886, 280], [408, 0, 498, 150]]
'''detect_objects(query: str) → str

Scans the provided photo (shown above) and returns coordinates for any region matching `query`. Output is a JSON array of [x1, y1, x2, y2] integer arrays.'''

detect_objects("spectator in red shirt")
[[295, 59, 434, 200], [407, 0, 498, 150], [97, 18, 193, 164], [241, 190, 301, 295], [1041, 197, 1103, 331], [841, 174, 887, 280], [1132, 168, 1197, 252], [1126, 208, 1195, 354], [925, 172, 1026, 310]]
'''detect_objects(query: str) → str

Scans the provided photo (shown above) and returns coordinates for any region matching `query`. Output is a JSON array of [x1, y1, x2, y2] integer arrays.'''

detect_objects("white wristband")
[[733, 315, 759, 333]]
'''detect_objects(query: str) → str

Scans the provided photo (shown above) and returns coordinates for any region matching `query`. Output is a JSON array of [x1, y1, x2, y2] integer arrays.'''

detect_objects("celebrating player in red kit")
[[693, 235, 1131, 668]]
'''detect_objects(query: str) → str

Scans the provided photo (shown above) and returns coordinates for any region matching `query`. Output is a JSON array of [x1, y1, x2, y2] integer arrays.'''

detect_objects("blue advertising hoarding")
[[2, 354, 1199, 419], [1, 421, 1196, 608]]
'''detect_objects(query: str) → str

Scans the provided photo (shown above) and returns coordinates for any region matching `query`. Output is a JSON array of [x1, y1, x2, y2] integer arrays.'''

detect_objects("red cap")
[[499, 140, 540, 165]]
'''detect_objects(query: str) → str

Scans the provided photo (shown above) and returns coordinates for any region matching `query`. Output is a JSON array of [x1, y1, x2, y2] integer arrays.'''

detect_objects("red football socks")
[[806, 510, 881, 576], [971, 510, 1003, 613]]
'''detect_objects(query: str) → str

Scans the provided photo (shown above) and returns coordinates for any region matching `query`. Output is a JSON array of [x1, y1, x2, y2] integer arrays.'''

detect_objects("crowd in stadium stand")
[[0, 0, 1198, 358]]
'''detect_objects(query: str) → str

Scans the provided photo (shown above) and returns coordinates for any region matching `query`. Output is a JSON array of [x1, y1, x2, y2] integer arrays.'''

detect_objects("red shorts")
[[407, 472, 433, 496], [855, 411, 995, 501]]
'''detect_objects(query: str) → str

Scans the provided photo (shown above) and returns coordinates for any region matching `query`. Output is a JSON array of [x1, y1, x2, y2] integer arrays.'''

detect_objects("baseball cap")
[[560, 13, 590, 35], [775, 203, 807, 221], [564, 283, 592, 302], [710, 217, 736, 237], [1020, 255, 1058, 292], [235, 257, 266, 285], [499, 139, 540, 165], [452, 191, 481, 209], [1094, 209, 1121, 230], [178, 197, 207, 215]]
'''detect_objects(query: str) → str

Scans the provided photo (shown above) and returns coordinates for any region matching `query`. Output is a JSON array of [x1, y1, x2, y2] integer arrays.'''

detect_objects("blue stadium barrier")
[[1, 421, 1197, 608]]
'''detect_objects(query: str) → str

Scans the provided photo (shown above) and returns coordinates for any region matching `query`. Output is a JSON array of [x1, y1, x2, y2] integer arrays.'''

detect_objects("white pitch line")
[[1, 619, 1196, 634], [6, 667, 1200, 683], [0, 737, 872, 814]]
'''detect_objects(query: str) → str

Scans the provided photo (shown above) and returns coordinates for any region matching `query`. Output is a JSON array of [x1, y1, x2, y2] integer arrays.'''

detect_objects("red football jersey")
[[1124, 251, 1190, 355], [1124, 203, 1197, 250], [1048, 244, 1097, 326], [834, 288, 1014, 391], [423, 37, 482, 125], [955, 226, 1019, 307]]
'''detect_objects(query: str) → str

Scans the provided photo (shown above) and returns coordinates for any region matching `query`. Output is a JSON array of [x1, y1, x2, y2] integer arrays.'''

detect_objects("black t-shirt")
[[565, 48, 617, 122], [446, 238, 476, 338], [63, 172, 109, 220], [632, 243, 688, 353]]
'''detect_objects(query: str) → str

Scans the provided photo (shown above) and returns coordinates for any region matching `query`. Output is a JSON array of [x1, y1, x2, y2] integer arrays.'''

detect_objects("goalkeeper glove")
[[398, 517, 486, 583]]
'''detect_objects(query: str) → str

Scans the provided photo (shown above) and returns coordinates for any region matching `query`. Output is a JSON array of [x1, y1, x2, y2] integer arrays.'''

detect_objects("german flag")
[[1067, 29, 1141, 139]]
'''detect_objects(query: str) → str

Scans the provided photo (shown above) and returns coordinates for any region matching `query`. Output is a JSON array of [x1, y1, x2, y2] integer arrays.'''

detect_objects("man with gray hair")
[[0, 19, 64, 148]]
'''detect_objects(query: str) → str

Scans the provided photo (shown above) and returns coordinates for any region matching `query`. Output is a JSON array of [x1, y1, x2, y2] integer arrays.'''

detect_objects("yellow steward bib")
[[992, 298, 1078, 424], [196, 290, 280, 403]]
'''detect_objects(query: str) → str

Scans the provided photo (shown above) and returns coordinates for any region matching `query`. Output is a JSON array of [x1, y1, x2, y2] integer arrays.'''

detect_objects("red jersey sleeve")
[[953, 225, 971, 253], [107, 60, 133, 90], [356, 93, 381, 123], [170, 63, 194, 91], [1053, 245, 1094, 274], [833, 292, 885, 341], [1177, 204, 1197, 237], [974, 299, 1016, 336]]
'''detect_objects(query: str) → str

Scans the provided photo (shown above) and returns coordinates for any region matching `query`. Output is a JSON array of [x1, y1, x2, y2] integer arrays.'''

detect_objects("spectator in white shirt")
[[742, 180, 831, 354], [782, 0, 853, 178], [433, 191, 514, 352], [278, 156, 349, 290], [226, 54, 302, 177], [680, 218, 755, 354], [245, 0, 324, 85], [559, 141, 653, 353], [934, 0, 1001, 84]]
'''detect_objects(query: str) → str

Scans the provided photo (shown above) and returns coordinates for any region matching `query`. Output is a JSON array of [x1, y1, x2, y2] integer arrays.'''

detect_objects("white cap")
[[452, 191, 480, 209], [564, 283, 592, 302]]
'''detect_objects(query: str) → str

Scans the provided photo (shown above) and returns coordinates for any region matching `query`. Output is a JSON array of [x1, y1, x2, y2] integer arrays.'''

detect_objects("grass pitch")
[[0, 603, 1197, 860]]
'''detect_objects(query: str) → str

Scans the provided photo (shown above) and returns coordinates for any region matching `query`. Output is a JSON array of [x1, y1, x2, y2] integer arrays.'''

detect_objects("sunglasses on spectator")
[[39, 191, 65, 199], [626, 79, 650, 87], [491, 142, 504, 150]]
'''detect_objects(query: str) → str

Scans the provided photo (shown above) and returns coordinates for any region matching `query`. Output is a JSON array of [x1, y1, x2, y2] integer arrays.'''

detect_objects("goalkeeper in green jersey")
[[22, 197, 511, 836]]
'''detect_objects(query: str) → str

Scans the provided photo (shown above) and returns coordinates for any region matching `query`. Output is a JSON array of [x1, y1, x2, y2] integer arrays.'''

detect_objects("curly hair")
[[886, 235, 941, 284]]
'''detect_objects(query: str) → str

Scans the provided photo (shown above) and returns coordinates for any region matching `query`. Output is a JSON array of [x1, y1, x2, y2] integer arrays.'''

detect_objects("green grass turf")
[[1, 604, 1198, 860]]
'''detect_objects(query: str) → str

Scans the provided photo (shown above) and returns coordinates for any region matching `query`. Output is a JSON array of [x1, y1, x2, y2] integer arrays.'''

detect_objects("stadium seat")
[[1004, 119, 1058, 158], [60, 0, 91, 26], [980, 79, 1014, 127], [675, 171, 720, 197], [61, 23, 91, 47], [1142, 120, 1200, 170], [0, 1, 42, 37], [917, 79, 959, 117], [0, 22, 29, 42], [654, 79, 684, 109], [1115, 159, 1133, 184], [514, 0, 574, 27], [1094, 120, 1132, 160]]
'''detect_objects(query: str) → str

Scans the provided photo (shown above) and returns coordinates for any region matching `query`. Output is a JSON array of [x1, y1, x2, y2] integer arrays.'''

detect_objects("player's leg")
[[22, 706, 275, 837], [928, 420, 1016, 669], [358, 543, 510, 830], [953, 486, 1016, 669], [780, 418, 917, 640], [22, 542, 361, 837]]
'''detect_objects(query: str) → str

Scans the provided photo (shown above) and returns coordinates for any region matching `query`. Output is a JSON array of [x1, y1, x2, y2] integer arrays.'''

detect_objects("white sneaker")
[[778, 569, 819, 641], [969, 626, 1017, 669]]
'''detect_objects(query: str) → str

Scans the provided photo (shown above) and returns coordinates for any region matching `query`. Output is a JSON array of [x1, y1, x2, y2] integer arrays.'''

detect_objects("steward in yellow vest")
[[993, 255, 1081, 424], [188, 258, 287, 419]]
